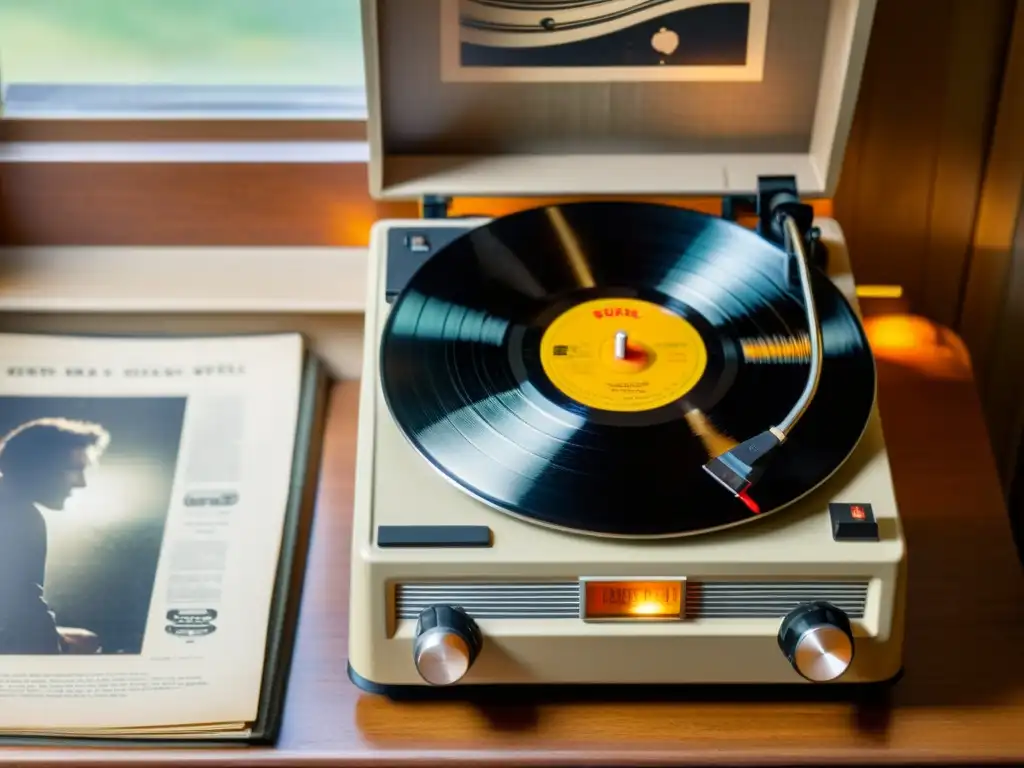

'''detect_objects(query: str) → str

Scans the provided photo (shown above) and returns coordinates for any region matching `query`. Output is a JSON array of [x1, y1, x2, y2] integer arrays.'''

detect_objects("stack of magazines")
[[0, 332, 328, 743]]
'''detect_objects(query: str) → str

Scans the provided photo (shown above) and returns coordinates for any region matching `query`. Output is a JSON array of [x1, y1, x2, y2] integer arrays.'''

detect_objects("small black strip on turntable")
[[377, 525, 493, 548]]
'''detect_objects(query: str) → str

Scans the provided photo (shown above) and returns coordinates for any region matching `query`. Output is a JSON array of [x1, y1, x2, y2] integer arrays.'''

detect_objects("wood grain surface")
[[2, 348, 1023, 766]]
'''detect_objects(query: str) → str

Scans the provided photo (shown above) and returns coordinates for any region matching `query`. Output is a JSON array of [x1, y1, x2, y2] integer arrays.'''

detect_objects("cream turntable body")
[[349, 0, 905, 694], [347, 212, 906, 693]]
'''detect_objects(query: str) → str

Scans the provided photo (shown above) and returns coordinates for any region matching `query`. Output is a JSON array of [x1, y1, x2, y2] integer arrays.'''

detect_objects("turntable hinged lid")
[[360, 0, 878, 200]]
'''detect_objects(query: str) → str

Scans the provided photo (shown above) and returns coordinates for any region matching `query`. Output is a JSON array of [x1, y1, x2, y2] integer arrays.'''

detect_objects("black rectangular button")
[[829, 502, 879, 541], [377, 525, 492, 548], [385, 226, 474, 302]]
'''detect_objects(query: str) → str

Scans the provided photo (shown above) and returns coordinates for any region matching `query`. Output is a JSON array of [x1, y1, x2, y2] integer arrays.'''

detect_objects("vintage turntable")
[[348, 0, 905, 693]]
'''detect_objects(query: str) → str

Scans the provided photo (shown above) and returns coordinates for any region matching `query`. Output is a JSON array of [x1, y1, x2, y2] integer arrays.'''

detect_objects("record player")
[[348, 0, 905, 693]]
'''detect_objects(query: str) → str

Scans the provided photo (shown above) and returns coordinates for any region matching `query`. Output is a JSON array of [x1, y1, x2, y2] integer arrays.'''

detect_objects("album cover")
[[440, 0, 770, 83]]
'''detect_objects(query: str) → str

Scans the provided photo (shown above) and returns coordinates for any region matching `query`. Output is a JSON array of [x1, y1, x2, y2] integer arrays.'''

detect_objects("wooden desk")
[[5, 352, 1024, 766]]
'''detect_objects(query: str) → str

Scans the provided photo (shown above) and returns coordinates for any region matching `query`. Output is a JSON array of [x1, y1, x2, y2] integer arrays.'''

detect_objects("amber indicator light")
[[583, 580, 685, 620]]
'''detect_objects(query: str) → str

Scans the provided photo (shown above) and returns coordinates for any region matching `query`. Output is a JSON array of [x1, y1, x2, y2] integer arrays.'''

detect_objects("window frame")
[[0, 38, 377, 246], [0, 118, 367, 143]]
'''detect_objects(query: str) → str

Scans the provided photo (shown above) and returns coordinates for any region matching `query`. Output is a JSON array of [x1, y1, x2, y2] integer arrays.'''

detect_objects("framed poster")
[[440, 0, 770, 83]]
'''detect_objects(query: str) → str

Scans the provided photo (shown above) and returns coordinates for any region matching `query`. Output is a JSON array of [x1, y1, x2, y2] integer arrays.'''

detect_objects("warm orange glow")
[[856, 284, 905, 299], [448, 196, 722, 218], [329, 205, 385, 247], [863, 314, 973, 380], [332, 197, 836, 246], [683, 408, 738, 458], [630, 602, 670, 616], [742, 335, 811, 362], [446, 196, 833, 221], [583, 580, 685, 620], [865, 315, 931, 351]]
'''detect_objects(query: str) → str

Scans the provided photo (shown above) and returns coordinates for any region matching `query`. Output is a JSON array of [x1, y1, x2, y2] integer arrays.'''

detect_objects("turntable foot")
[[778, 601, 854, 682], [413, 605, 482, 686]]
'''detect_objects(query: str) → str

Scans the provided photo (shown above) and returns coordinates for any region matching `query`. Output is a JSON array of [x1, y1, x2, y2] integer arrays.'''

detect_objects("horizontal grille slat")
[[395, 580, 869, 620]]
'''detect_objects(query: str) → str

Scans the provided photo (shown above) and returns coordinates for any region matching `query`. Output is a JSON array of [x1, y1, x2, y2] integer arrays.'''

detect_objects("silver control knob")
[[778, 601, 854, 682], [413, 605, 482, 686]]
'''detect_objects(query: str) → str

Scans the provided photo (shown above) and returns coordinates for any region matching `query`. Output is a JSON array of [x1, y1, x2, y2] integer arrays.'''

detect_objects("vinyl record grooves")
[[380, 201, 875, 538]]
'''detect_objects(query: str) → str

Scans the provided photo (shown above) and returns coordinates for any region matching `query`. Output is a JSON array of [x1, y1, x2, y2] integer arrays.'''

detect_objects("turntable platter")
[[379, 202, 875, 538]]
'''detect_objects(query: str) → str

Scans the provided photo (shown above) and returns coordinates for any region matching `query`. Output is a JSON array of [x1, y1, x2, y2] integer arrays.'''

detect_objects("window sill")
[[0, 84, 368, 121], [1, 85, 369, 147], [0, 140, 369, 163], [0, 245, 370, 314]]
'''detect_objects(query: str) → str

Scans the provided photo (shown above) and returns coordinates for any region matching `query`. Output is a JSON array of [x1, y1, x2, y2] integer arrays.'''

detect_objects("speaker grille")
[[395, 580, 869, 620]]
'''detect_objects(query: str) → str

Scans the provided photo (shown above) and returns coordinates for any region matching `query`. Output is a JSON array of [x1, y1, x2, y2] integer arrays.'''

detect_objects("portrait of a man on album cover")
[[0, 396, 185, 656]]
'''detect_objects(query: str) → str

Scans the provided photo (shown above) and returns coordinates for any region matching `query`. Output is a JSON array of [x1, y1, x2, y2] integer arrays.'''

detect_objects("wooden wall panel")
[[834, 0, 1016, 327], [0, 162, 415, 247], [960, 0, 1024, 488]]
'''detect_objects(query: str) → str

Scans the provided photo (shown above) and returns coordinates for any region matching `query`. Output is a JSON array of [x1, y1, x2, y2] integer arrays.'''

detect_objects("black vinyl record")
[[380, 201, 875, 538]]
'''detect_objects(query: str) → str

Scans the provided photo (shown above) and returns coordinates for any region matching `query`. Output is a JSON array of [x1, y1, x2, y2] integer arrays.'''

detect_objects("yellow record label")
[[539, 298, 708, 412]]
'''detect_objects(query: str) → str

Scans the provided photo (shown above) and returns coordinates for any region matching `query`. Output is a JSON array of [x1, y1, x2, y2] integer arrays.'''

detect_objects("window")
[[0, 0, 378, 248], [0, 0, 366, 118]]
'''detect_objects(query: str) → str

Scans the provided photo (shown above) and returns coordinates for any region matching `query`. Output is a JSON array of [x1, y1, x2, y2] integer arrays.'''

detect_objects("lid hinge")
[[420, 195, 452, 220], [755, 176, 827, 271]]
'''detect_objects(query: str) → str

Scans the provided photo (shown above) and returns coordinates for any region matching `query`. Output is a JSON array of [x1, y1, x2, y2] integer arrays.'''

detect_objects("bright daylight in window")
[[0, 0, 366, 117]]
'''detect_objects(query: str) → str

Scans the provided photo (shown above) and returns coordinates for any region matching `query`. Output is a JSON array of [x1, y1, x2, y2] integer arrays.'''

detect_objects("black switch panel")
[[377, 525, 492, 548], [385, 226, 475, 302], [828, 502, 880, 541]]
